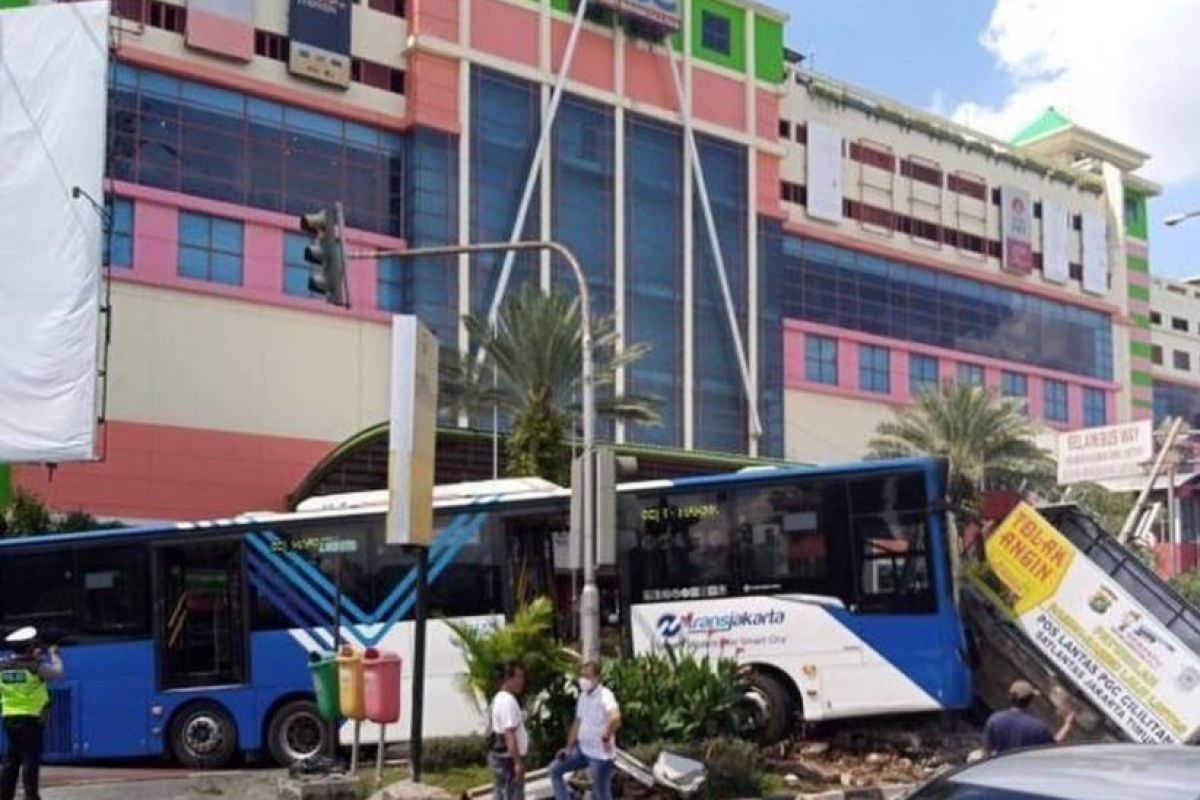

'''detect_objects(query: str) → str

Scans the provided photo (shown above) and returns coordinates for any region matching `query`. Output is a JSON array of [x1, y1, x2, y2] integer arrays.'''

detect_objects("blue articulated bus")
[[0, 457, 971, 766]]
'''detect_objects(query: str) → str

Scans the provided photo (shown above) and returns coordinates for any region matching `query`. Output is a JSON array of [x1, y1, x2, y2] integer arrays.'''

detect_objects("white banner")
[[806, 121, 844, 224], [1042, 200, 1070, 284], [1082, 212, 1109, 295], [1057, 420, 1153, 485], [987, 505, 1200, 743], [0, 3, 107, 463], [387, 316, 439, 546], [1000, 186, 1034, 275]]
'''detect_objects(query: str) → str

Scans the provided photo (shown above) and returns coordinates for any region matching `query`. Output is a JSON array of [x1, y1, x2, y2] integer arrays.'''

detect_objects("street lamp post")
[[1165, 210, 1200, 227], [354, 240, 601, 661]]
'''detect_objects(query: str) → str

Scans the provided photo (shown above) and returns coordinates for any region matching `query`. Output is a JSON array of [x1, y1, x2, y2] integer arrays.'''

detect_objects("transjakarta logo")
[[656, 609, 785, 639]]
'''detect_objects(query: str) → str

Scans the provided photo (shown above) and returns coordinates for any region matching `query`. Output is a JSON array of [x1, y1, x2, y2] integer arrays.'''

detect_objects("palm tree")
[[867, 381, 1054, 515], [439, 284, 660, 484]]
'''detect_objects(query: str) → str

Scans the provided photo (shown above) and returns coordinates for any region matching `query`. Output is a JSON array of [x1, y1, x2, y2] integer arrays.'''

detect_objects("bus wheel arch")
[[264, 694, 332, 766], [743, 664, 800, 743], [168, 699, 240, 769]]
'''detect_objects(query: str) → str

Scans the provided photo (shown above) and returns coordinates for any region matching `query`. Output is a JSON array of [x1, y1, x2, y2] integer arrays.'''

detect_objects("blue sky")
[[772, 0, 1200, 280]]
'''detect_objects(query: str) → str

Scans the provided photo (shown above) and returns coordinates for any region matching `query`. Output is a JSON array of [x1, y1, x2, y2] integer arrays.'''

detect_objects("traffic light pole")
[[352, 240, 600, 661]]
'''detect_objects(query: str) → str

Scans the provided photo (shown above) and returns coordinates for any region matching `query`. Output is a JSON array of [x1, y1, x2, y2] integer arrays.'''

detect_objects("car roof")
[[934, 746, 1200, 800]]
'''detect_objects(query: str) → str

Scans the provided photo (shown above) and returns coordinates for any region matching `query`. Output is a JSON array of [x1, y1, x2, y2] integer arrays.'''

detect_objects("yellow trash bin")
[[337, 646, 366, 721]]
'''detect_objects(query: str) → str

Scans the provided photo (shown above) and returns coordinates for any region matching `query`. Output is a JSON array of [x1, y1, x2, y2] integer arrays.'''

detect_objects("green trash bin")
[[309, 653, 341, 721]]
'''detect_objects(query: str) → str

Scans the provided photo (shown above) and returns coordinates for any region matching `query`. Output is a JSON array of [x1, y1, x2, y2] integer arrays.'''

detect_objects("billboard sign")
[[288, 0, 351, 88], [1001, 185, 1034, 275], [984, 504, 1200, 743], [1057, 420, 1153, 485], [0, 2, 107, 463], [387, 316, 439, 547], [592, 0, 682, 31]]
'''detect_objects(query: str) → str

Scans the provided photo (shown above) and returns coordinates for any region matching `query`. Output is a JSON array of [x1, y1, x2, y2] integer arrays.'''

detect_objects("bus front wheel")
[[170, 701, 238, 769], [745, 671, 796, 744], [267, 699, 332, 766]]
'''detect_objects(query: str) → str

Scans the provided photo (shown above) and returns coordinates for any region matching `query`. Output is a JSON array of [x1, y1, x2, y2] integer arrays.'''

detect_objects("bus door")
[[155, 541, 248, 689]]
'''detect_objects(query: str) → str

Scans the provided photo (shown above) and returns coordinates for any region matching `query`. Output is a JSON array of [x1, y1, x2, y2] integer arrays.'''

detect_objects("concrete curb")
[[793, 784, 915, 800]]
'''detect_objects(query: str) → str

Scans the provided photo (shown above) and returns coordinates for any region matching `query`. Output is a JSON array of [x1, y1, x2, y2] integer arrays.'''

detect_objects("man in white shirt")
[[488, 662, 528, 800], [549, 661, 621, 800]]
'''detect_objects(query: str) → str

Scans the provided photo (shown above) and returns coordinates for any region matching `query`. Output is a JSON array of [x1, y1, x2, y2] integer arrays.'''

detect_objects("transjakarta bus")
[[0, 457, 970, 766]]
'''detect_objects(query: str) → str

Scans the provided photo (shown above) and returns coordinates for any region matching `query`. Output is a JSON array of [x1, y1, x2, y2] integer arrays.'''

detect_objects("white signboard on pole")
[[987, 504, 1200, 743], [1057, 420, 1153, 486], [806, 121, 844, 224], [387, 316, 439, 546]]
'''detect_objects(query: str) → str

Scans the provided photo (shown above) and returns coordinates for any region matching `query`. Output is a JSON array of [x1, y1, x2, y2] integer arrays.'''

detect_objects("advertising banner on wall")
[[186, 0, 254, 61], [288, 0, 351, 88], [1082, 212, 1110, 295], [0, 2, 106, 463], [984, 504, 1200, 743], [592, 0, 682, 30], [807, 121, 844, 224], [1057, 420, 1153, 485], [1000, 185, 1034, 275], [1042, 200, 1070, 284]]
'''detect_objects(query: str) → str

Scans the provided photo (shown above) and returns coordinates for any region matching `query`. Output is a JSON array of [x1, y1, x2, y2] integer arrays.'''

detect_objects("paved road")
[[38, 766, 282, 800]]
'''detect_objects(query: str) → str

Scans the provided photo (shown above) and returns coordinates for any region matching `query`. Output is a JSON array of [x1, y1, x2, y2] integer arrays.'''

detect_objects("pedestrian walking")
[[0, 627, 65, 800], [549, 661, 621, 800], [983, 680, 1074, 756], [488, 662, 528, 800]]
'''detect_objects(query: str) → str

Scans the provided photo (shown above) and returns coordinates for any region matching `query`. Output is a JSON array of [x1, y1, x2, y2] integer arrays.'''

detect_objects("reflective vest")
[[0, 662, 48, 718]]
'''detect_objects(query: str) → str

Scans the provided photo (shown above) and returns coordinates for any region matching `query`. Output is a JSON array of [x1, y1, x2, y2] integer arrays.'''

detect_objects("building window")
[[1124, 196, 1140, 230], [859, 344, 890, 394], [1175, 350, 1192, 371], [105, 198, 134, 268], [700, 11, 732, 55], [900, 158, 943, 187], [1152, 345, 1163, 365], [956, 362, 985, 388], [283, 232, 322, 298], [1173, 317, 1189, 333], [1001, 371, 1028, 412], [1044, 380, 1068, 423], [254, 30, 290, 62], [778, 119, 792, 139], [148, 0, 186, 32], [1151, 311, 1162, 325], [805, 335, 838, 385], [178, 212, 243, 286], [1083, 388, 1107, 427], [351, 59, 406, 94], [909, 354, 938, 397], [366, 0, 405, 15]]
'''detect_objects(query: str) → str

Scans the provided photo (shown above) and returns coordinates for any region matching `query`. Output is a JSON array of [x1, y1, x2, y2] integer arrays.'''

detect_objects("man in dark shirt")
[[983, 680, 1074, 756]]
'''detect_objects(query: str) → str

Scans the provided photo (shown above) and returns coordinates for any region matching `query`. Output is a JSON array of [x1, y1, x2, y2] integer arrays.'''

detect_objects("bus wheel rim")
[[184, 714, 225, 756], [282, 711, 325, 761]]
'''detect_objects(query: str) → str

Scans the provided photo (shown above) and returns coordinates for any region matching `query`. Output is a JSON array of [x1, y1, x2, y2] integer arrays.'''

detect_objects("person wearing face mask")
[[549, 661, 621, 800]]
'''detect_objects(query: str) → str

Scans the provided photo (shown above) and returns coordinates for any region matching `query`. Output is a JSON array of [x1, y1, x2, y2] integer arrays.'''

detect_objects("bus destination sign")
[[592, 0, 682, 31]]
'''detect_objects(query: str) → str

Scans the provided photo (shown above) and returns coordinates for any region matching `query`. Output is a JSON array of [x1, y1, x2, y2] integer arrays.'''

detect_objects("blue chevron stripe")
[[252, 530, 371, 624], [245, 535, 345, 621], [246, 556, 336, 650], [370, 511, 487, 623]]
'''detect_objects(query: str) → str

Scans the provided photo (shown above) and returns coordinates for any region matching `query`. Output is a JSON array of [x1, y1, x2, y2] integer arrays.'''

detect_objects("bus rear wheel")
[[170, 701, 238, 769], [267, 699, 331, 766], [745, 671, 796, 744]]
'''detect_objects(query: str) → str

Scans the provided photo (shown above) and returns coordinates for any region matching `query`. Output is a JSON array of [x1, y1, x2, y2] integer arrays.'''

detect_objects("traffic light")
[[299, 203, 349, 308]]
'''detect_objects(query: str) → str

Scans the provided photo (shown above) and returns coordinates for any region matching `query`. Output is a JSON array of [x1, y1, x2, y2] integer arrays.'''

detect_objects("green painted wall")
[[1125, 192, 1149, 240], [0, 1, 31, 8], [1131, 341, 1153, 359], [1131, 371, 1154, 388], [0, 464, 9, 511], [1129, 284, 1150, 302], [690, 0, 746, 72], [754, 16, 785, 83]]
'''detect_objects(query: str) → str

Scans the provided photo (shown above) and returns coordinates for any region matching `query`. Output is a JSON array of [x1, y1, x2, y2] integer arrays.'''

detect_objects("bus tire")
[[267, 699, 331, 766], [746, 671, 795, 744], [169, 701, 238, 769]]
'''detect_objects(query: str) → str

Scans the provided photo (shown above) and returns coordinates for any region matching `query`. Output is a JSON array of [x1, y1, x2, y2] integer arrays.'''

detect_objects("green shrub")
[[627, 739, 763, 800], [1171, 570, 1200, 608], [603, 649, 751, 747], [421, 736, 489, 772]]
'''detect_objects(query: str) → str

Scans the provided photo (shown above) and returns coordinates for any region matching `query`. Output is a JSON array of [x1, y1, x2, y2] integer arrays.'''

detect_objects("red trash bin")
[[362, 648, 402, 724]]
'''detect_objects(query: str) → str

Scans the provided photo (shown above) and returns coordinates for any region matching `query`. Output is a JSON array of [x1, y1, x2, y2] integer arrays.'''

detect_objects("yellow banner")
[[985, 503, 1075, 615]]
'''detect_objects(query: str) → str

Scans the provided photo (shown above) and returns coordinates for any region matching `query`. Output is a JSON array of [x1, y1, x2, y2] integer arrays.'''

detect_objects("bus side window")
[[850, 473, 936, 614], [77, 546, 151, 640], [0, 551, 76, 638]]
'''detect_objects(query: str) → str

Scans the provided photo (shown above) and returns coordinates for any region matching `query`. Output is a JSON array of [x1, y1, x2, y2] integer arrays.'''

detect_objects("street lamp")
[[1165, 210, 1200, 227], [353, 240, 602, 662]]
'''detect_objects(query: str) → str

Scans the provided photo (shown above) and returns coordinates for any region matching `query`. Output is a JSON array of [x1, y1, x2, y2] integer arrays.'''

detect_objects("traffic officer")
[[0, 627, 64, 800]]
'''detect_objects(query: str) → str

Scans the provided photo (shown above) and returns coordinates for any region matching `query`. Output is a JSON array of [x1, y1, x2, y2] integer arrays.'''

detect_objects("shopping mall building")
[[8, 0, 1168, 522]]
